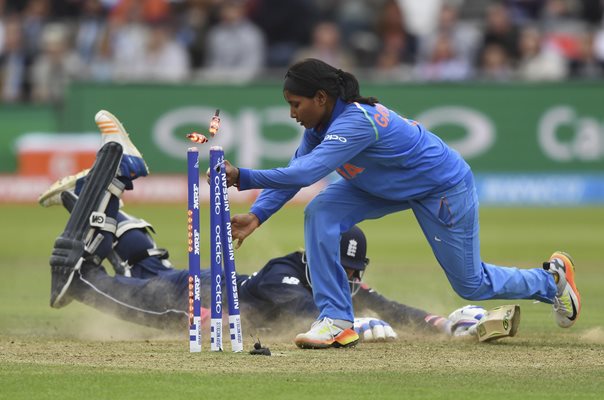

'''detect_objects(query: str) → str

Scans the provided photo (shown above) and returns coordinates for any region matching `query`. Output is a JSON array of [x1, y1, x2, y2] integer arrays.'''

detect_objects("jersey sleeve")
[[249, 188, 297, 223], [248, 129, 322, 223], [238, 108, 376, 190]]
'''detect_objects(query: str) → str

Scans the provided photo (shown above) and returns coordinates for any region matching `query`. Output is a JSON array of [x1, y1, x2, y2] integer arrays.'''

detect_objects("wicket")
[[187, 147, 202, 352], [209, 146, 243, 352], [187, 145, 243, 353]]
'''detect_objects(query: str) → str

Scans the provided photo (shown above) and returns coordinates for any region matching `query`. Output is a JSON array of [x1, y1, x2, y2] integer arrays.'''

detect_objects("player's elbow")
[[295, 174, 321, 187]]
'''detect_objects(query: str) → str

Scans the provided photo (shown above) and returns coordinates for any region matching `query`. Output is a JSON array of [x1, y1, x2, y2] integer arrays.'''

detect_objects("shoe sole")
[[551, 251, 581, 326], [38, 169, 90, 207], [95, 110, 139, 156], [294, 329, 360, 349], [95, 110, 149, 177]]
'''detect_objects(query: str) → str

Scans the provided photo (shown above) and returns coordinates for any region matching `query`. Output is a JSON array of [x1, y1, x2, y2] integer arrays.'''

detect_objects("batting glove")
[[353, 317, 398, 342]]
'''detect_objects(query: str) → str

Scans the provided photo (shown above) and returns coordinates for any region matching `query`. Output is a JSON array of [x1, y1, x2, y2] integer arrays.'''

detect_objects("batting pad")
[[476, 304, 521, 342], [59, 141, 123, 241], [50, 142, 123, 308]]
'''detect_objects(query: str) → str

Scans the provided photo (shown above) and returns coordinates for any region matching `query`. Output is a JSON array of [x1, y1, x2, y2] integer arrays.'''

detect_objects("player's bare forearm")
[[230, 213, 260, 248]]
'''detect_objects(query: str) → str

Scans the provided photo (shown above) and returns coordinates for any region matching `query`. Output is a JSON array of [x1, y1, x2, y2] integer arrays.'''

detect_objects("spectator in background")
[[540, 0, 586, 73], [110, 2, 149, 81], [414, 33, 471, 81], [173, 0, 212, 69], [594, 23, 604, 68], [249, 0, 319, 67], [202, 0, 265, 82], [22, 0, 51, 61], [504, 0, 546, 24], [480, 2, 520, 63], [30, 23, 83, 102], [397, 0, 443, 37], [87, 26, 114, 81], [569, 30, 603, 79], [0, 16, 29, 102], [48, 0, 83, 19], [0, 1, 5, 55], [111, 0, 171, 24], [516, 25, 568, 80], [139, 22, 190, 81], [293, 20, 354, 71], [374, 0, 417, 79], [326, 0, 385, 68], [542, 0, 580, 32], [419, 3, 480, 66], [74, 0, 107, 65], [478, 43, 514, 81], [579, 0, 603, 26]]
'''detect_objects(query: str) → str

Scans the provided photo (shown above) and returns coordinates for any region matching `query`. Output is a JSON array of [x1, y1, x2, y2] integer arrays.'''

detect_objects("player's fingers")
[[369, 320, 386, 341], [234, 238, 244, 249], [357, 321, 372, 341], [353, 318, 363, 335], [363, 326, 374, 341], [383, 324, 397, 340], [373, 325, 386, 341]]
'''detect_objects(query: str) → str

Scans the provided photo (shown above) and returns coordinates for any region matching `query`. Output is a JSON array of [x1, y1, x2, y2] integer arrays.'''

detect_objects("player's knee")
[[304, 197, 328, 220], [455, 288, 481, 301], [450, 279, 487, 301]]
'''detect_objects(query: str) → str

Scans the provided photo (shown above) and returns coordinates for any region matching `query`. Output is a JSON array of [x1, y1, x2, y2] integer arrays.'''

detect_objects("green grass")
[[1, 204, 603, 399], [2, 363, 602, 400]]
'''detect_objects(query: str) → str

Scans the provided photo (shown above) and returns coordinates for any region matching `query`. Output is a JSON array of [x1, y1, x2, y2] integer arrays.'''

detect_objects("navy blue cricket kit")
[[68, 225, 435, 331], [237, 99, 557, 322], [238, 251, 437, 330]]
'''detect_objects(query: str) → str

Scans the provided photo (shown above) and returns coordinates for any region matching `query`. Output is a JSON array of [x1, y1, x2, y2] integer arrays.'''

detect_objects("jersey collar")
[[315, 98, 347, 135]]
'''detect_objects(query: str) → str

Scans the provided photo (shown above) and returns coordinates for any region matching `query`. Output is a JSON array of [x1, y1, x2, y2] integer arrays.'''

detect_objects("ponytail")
[[284, 58, 378, 106], [339, 71, 378, 105]]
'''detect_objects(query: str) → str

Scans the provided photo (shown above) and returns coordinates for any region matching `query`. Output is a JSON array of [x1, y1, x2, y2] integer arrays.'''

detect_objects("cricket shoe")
[[38, 169, 124, 209], [38, 169, 89, 207], [294, 317, 359, 349], [543, 251, 581, 328], [95, 110, 149, 180]]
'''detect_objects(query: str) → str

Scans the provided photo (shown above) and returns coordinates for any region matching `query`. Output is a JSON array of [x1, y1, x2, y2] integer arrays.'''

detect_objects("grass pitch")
[[1, 204, 603, 399]]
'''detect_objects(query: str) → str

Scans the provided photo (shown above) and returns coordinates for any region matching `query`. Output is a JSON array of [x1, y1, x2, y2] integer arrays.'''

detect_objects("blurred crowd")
[[1, 0, 604, 103]]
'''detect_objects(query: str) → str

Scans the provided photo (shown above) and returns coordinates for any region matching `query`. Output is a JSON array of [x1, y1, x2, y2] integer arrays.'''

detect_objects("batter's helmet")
[[340, 226, 370, 271]]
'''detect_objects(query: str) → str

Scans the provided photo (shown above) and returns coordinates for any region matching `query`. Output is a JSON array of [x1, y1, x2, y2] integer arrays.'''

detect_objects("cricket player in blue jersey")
[[42, 109, 483, 341], [220, 58, 581, 349]]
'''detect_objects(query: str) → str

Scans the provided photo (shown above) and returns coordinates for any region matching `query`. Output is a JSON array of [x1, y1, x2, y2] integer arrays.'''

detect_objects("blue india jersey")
[[239, 98, 470, 222]]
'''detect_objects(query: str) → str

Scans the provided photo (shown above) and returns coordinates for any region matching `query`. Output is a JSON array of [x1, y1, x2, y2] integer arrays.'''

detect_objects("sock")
[[332, 319, 353, 330]]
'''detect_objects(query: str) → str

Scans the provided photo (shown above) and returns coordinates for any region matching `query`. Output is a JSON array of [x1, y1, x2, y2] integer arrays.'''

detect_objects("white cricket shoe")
[[294, 317, 359, 349], [38, 169, 90, 207], [95, 110, 149, 179], [543, 251, 581, 328]]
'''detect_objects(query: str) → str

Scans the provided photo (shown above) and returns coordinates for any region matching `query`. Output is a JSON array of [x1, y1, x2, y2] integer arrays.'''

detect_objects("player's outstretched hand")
[[223, 160, 239, 187], [353, 317, 397, 342], [231, 213, 260, 249], [205, 160, 239, 187]]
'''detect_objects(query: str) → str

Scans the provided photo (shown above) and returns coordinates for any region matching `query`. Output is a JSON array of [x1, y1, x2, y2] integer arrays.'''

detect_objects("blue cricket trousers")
[[304, 172, 557, 322]]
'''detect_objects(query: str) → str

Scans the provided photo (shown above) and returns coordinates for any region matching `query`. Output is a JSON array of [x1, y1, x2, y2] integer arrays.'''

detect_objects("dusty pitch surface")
[[2, 205, 604, 398], [2, 330, 604, 374]]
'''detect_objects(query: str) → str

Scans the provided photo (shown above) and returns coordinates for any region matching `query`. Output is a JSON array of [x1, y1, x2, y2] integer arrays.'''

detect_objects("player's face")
[[284, 90, 330, 130]]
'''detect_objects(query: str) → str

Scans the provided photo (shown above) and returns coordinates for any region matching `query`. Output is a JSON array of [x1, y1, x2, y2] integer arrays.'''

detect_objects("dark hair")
[[283, 58, 378, 105]]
